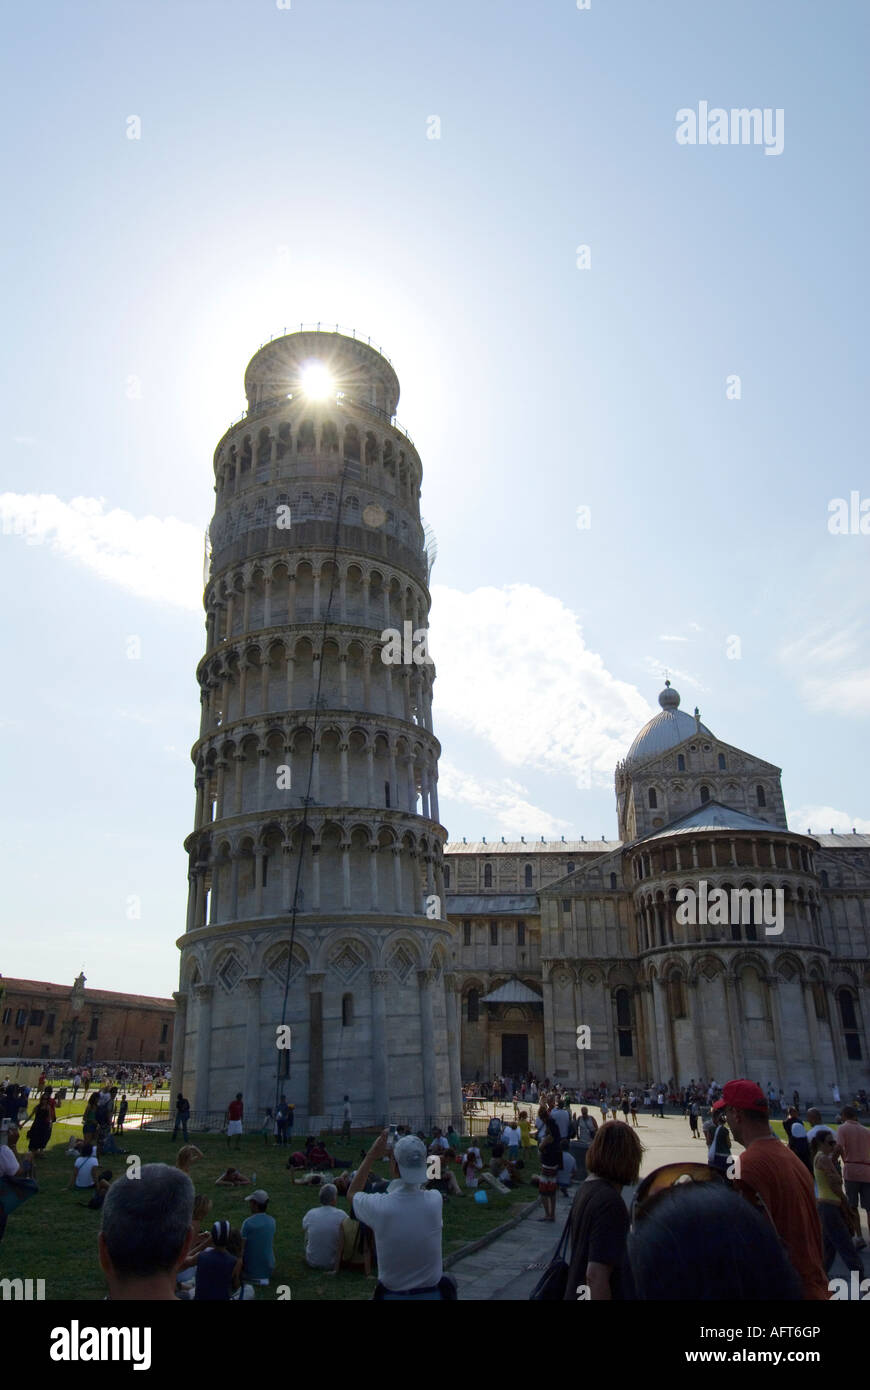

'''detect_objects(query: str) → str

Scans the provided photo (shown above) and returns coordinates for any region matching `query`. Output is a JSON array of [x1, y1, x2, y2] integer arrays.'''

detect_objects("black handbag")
[[529, 1210, 572, 1301]]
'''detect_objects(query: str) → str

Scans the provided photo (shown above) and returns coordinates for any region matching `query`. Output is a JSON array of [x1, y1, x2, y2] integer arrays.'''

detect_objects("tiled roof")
[[0, 978, 174, 1009]]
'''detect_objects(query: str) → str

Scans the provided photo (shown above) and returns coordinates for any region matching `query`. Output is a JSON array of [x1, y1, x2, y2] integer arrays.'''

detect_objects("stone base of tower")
[[174, 917, 461, 1133]]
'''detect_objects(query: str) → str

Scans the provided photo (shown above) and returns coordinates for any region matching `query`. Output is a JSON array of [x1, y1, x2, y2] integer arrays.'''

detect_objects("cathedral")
[[172, 328, 868, 1131], [445, 684, 870, 1102]]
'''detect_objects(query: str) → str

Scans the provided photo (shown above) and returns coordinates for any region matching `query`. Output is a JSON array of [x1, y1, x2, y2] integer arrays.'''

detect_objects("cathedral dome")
[[626, 682, 712, 766]]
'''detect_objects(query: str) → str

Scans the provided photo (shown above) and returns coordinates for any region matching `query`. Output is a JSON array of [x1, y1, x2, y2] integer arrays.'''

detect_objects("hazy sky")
[[2, 1, 867, 997]]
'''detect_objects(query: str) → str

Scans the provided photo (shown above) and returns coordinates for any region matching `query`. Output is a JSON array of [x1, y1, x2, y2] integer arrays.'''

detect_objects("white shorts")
[[227, 1120, 243, 1136]]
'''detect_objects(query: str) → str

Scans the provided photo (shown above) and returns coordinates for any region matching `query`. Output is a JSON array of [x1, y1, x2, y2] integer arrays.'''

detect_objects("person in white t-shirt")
[[302, 1184, 346, 1269], [349, 1133, 447, 1299], [69, 1145, 99, 1189], [501, 1123, 520, 1158]]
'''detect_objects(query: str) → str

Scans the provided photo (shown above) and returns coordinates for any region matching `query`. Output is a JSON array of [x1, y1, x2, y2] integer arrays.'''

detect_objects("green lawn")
[[1, 1123, 540, 1301]]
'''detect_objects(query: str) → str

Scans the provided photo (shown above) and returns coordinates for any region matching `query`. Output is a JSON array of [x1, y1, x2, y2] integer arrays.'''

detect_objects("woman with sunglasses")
[[562, 1120, 642, 1300], [627, 1172, 802, 1301], [811, 1129, 864, 1275]]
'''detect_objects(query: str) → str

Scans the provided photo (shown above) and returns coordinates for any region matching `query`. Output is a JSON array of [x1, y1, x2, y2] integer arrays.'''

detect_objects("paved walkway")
[[450, 1115, 870, 1300]]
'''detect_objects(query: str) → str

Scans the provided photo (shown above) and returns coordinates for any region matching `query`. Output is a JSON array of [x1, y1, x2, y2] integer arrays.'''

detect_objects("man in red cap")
[[723, 1079, 829, 1300]]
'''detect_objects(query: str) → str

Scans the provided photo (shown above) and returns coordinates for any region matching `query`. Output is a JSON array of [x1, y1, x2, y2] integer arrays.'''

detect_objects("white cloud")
[[438, 762, 572, 839], [786, 803, 870, 835], [0, 498, 657, 787], [0, 493, 203, 610], [779, 623, 870, 717], [430, 583, 651, 788]]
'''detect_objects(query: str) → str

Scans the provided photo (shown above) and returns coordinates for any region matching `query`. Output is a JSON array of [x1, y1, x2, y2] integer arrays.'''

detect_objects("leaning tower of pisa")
[[171, 328, 460, 1130]]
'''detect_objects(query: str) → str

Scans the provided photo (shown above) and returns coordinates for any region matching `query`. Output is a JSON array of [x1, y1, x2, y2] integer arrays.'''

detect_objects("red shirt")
[[227, 1100, 243, 1121], [739, 1136, 829, 1300]]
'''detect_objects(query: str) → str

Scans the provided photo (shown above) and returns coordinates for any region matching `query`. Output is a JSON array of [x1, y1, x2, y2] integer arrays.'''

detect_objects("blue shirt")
[[241, 1212, 276, 1280]]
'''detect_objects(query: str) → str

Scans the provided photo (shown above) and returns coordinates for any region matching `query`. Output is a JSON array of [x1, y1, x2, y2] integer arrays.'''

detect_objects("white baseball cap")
[[393, 1135, 427, 1183]]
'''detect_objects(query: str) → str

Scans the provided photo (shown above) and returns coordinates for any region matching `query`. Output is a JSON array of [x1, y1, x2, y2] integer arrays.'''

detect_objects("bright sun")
[[299, 360, 334, 400]]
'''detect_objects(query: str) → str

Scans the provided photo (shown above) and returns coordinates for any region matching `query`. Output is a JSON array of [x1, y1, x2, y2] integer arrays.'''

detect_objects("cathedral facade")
[[445, 684, 869, 1102]]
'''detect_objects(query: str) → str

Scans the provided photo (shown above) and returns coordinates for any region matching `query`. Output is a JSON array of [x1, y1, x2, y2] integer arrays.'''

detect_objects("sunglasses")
[[631, 1160, 776, 1230]]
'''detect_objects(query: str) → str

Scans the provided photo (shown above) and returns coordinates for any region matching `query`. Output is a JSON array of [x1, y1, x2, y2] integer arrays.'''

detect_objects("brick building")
[[0, 972, 174, 1066]]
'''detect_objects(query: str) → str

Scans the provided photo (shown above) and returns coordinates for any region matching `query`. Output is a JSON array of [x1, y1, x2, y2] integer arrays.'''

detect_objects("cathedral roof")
[[636, 801, 789, 843], [446, 895, 538, 915], [625, 682, 712, 767], [480, 978, 543, 1004]]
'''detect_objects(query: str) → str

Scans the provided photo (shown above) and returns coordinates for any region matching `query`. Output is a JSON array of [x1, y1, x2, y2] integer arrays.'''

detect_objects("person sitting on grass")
[[82, 1169, 113, 1210], [308, 1139, 334, 1170], [288, 1137, 317, 1168], [68, 1143, 99, 1192], [303, 1182, 347, 1269], [193, 1219, 243, 1301], [99, 1163, 195, 1301], [177, 1144, 204, 1175], [241, 1189, 276, 1286], [215, 1167, 251, 1186], [446, 1124, 461, 1151]]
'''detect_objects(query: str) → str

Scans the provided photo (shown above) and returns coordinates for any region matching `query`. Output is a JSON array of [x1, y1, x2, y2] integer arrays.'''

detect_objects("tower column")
[[417, 969, 438, 1127], [444, 972, 462, 1128], [307, 972, 325, 1120], [243, 977, 262, 1122], [171, 990, 188, 1090], [767, 976, 787, 1093], [801, 978, 827, 1103], [369, 845, 380, 910], [192, 984, 213, 1116], [369, 970, 390, 1123]]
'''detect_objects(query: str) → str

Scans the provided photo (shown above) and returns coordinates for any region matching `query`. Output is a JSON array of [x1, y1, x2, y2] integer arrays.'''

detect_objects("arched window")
[[566, 862, 575, 874], [524, 864, 533, 887], [615, 989, 633, 1056], [517, 920, 526, 946], [342, 993, 354, 1026], [756, 785, 766, 807], [444, 864, 450, 889], [467, 989, 480, 1023], [648, 788, 658, 809], [610, 872, 618, 890], [820, 869, 829, 888], [484, 864, 492, 888], [462, 921, 471, 946], [718, 753, 726, 770], [677, 754, 686, 771], [489, 921, 498, 945], [700, 786, 710, 804], [838, 989, 862, 1059]]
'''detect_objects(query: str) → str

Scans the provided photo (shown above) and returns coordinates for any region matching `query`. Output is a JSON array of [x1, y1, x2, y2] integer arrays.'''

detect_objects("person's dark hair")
[[841, 1106, 857, 1121], [491, 1143, 505, 1158], [235, 1092, 243, 1101], [81, 1144, 94, 1158], [628, 1182, 802, 1300], [211, 1219, 230, 1246], [585, 1121, 643, 1185], [100, 1164, 194, 1278]]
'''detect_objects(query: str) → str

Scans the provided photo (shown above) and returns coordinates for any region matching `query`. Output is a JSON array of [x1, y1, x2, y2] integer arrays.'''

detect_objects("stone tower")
[[172, 329, 459, 1130]]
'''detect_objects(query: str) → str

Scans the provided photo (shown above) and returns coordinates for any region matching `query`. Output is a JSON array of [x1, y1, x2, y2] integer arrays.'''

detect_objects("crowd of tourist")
[[0, 1071, 868, 1302]]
